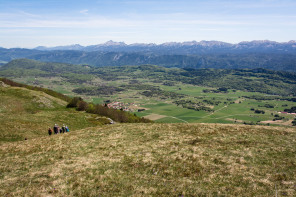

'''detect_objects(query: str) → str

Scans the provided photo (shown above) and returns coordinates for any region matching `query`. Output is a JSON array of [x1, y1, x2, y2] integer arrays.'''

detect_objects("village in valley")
[[105, 101, 145, 112]]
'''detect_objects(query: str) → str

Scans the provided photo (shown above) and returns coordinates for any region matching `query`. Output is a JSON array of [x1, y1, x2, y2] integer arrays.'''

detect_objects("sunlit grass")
[[0, 86, 100, 143], [1, 123, 295, 196]]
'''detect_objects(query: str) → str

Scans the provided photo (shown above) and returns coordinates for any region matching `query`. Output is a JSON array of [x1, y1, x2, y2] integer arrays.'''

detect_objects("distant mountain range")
[[34, 40, 296, 54], [1, 40, 296, 72]]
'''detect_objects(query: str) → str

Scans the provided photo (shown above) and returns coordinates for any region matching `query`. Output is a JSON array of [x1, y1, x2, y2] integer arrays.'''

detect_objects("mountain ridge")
[[31, 40, 296, 53], [1, 40, 296, 72]]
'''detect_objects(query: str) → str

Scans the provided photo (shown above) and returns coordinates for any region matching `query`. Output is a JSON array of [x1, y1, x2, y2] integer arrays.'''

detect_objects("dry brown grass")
[[1, 123, 295, 196]]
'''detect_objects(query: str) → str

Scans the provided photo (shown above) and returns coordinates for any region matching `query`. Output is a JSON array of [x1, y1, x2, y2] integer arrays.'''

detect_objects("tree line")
[[67, 97, 152, 123]]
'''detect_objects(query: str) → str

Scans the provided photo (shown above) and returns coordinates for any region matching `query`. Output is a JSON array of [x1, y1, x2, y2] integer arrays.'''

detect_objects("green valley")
[[1, 59, 295, 126]]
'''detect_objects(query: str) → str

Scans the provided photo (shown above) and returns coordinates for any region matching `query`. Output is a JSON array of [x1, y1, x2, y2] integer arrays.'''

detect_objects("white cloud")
[[79, 9, 89, 14], [163, 19, 247, 26], [18, 11, 40, 18], [0, 16, 138, 28]]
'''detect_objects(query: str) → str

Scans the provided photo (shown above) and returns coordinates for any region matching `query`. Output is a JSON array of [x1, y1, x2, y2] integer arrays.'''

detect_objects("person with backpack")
[[62, 124, 66, 133], [53, 124, 58, 134], [65, 125, 69, 132], [48, 127, 52, 136]]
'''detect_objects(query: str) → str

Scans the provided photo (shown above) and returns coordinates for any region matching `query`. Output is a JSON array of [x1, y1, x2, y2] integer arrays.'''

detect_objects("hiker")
[[48, 127, 52, 135], [62, 124, 66, 133], [53, 124, 58, 134], [59, 127, 63, 134], [65, 125, 69, 132]]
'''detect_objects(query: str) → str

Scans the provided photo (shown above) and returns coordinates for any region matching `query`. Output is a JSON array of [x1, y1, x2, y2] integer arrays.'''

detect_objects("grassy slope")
[[0, 85, 99, 143], [0, 123, 295, 196]]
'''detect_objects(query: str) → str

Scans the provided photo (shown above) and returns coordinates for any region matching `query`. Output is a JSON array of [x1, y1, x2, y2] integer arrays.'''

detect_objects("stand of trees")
[[284, 106, 296, 113], [67, 97, 152, 123]]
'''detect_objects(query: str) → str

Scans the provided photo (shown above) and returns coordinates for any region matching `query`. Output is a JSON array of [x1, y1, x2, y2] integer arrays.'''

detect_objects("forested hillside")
[[1, 59, 296, 96], [29, 51, 296, 72]]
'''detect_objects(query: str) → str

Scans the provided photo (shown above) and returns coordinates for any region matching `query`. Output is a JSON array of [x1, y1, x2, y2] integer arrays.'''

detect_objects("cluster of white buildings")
[[106, 102, 137, 112], [278, 111, 296, 115]]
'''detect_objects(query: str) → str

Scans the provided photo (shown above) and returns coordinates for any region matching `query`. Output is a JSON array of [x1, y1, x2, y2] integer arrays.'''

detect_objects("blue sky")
[[0, 0, 295, 48]]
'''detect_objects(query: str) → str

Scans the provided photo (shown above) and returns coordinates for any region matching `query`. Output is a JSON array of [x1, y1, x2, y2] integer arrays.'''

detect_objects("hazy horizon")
[[1, 0, 296, 48], [2, 39, 296, 49]]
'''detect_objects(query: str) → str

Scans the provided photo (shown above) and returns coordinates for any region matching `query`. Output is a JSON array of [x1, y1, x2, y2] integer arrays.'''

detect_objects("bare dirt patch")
[[226, 118, 244, 123], [261, 119, 293, 126], [207, 105, 214, 109], [235, 98, 244, 104], [144, 114, 167, 120]]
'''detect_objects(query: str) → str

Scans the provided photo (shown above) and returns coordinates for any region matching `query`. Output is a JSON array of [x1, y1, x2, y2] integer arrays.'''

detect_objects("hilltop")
[[0, 123, 295, 196]]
